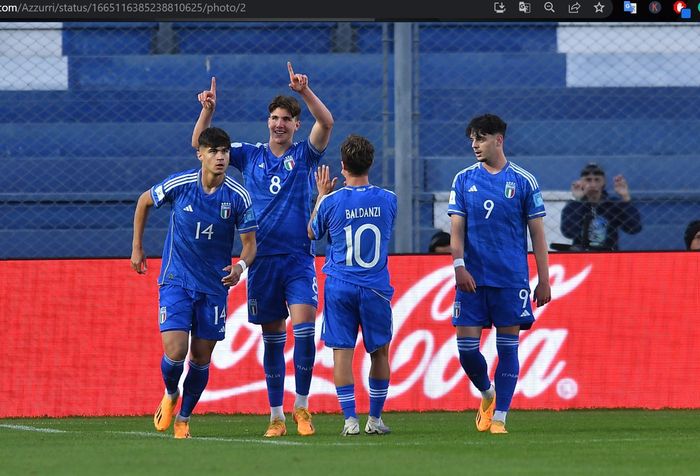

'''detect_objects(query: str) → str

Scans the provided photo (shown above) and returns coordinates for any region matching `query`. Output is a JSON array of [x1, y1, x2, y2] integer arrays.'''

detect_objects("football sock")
[[368, 378, 390, 419], [482, 383, 496, 401], [495, 333, 520, 412], [161, 354, 184, 395], [179, 361, 209, 418], [494, 411, 508, 423], [294, 393, 308, 410], [457, 336, 491, 391], [270, 405, 285, 421], [335, 384, 357, 419], [292, 322, 316, 399], [263, 331, 287, 408]]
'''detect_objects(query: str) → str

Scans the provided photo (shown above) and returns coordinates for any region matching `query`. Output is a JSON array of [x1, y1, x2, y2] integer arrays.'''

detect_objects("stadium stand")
[[1, 22, 698, 257]]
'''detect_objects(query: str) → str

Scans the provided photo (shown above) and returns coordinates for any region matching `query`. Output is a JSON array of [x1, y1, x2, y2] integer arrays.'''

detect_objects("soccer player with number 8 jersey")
[[447, 114, 551, 434], [191, 63, 334, 437]]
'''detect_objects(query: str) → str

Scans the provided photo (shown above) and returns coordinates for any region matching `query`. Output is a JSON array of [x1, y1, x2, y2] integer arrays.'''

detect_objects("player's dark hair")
[[428, 231, 451, 253], [198, 127, 231, 149], [684, 220, 700, 250], [341, 135, 374, 176], [466, 114, 507, 139], [268, 95, 301, 119]]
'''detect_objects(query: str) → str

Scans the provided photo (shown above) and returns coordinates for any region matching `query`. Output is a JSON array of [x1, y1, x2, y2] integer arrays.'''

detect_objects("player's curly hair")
[[341, 135, 374, 176], [268, 95, 301, 119], [198, 127, 231, 149], [466, 114, 507, 139]]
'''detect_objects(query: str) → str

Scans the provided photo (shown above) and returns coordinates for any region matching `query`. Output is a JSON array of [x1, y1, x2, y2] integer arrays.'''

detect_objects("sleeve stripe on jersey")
[[529, 211, 546, 218], [224, 177, 252, 207], [324, 188, 346, 200], [510, 163, 539, 190], [238, 225, 258, 233], [306, 139, 322, 155], [451, 163, 479, 187], [163, 174, 198, 193]]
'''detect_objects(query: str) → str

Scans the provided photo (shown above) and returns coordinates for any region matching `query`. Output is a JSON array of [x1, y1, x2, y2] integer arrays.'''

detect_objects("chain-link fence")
[[1, 21, 698, 258]]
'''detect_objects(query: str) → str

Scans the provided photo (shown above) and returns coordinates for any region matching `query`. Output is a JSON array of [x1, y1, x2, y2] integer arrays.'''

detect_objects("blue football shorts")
[[321, 276, 393, 353], [246, 254, 318, 324], [158, 284, 228, 341], [453, 286, 535, 330]]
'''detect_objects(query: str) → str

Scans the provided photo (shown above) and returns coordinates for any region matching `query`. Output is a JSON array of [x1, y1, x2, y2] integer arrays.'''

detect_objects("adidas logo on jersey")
[[468, 185, 478, 192], [183, 205, 193, 212], [520, 309, 531, 317], [258, 163, 265, 169], [218, 326, 226, 333]]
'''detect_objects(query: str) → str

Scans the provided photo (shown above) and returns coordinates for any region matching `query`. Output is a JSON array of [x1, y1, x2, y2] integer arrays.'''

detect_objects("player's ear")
[[195, 147, 204, 163]]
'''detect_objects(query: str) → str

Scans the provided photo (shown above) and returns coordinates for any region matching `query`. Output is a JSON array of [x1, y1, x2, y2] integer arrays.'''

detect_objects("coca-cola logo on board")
[[200, 263, 592, 404]]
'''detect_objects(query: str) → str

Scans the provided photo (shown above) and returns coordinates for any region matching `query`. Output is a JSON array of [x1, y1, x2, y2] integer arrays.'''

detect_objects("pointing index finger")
[[210, 76, 216, 93], [287, 61, 295, 79]]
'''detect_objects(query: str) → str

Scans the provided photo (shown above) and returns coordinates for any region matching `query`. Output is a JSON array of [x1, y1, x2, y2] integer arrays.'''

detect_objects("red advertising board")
[[1, 253, 698, 417]]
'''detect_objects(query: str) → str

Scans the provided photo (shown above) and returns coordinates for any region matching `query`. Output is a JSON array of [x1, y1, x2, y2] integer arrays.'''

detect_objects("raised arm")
[[612, 175, 642, 234], [131, 190, 155, 274], [527, 217, 551, 307], [222, 230, 257, 288], [287, 62, 334, 152], [307, 165, 337, 239], [192, 77, 217, 149]]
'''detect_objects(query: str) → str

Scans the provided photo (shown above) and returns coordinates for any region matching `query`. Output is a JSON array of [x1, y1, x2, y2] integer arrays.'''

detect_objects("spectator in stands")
[[684, 220, 700, 251], [560, 163, 642, 251], [428, 231, 451, 253]]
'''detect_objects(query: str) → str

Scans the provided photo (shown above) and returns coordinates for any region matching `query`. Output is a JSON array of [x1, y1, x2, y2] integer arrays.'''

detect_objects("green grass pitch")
[[2, 410, 699, 475]]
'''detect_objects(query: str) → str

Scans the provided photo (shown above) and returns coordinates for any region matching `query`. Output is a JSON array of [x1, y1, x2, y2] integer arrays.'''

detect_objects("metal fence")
[[1, 21, 698, 258]]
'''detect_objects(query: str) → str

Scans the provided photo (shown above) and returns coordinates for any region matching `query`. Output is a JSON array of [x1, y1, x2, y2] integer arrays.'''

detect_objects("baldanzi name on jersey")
[[345, 207, 381, 219]]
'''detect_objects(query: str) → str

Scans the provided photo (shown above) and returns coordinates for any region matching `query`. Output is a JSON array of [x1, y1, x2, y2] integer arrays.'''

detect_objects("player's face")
[[198, 145, 230, 175], [469, 132, 501, 163], [690, 230, 700, 251], [268, 107, 300, 145]]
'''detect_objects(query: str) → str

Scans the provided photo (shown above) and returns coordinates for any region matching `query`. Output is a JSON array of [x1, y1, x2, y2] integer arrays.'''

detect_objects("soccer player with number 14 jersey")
[[131, 127, 257, 439]]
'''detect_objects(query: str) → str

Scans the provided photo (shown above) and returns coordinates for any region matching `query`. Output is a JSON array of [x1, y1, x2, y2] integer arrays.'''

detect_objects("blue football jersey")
[[447, 161, 545, 288], [311, 185, 397, 299], [151, 168, 257, 295], [230, 139, 323, 257]]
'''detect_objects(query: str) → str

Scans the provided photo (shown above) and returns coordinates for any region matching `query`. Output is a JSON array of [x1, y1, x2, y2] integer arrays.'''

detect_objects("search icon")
[[544, 1, 555, 12]]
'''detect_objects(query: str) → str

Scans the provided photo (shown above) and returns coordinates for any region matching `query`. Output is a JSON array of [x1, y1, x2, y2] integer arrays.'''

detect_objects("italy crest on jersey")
[[505, 181, 516, 199], [283, 155, 295, 171], [220, 202, 231, 219]]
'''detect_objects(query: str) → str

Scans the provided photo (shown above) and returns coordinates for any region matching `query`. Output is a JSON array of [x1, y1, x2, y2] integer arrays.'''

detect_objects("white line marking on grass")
[[110, 430, 306, 445], [108, 430, 425, 446], [0, 424, 66, 433]]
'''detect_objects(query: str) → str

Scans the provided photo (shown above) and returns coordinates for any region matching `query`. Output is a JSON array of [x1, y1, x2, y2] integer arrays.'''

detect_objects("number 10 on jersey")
[[343, 224, 381, 269]]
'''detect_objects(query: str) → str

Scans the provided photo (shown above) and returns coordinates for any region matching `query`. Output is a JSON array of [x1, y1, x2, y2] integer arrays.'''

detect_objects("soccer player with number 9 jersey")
[[447, 114, 551, 434]]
